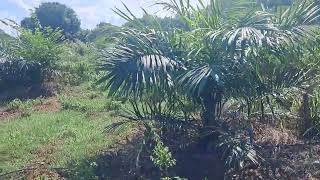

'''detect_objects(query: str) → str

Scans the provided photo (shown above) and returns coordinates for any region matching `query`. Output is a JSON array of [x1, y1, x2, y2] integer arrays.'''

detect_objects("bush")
[[151, 139, 176, 174], [7, 99, 24, 110], [7, 98, 44, 111], [58, 42, 97, 85]]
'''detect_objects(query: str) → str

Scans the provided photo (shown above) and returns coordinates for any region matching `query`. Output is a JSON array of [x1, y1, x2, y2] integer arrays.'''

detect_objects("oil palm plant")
[[99, 0, 320, 126], [98, 29, 186, 119], [98, 1, 320, 175]]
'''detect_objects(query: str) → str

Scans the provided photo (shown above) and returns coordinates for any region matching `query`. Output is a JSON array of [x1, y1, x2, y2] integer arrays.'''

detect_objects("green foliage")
[[14, 28, 63, 68], [20, 13, 40, 31], [95, 2, 320, 176], [99, 0, 320, 126], [0, 109, 130, 175], [151, 139, 176, 172], [124, 14, 188, 31], [21, 2, 81, 37], [5, 98, 44, 119], [0, 29, 13, 42], [84, 22, 120, 49], [217, 132, 260, 170], [7, 99, 23, 110], [7, 98, 43, 111], [0, 26, 63, 89], [59, 95, 121, 112], [67, 159, 98, 180], [58, 42, 97, 85], [97, 28, 186, 119]]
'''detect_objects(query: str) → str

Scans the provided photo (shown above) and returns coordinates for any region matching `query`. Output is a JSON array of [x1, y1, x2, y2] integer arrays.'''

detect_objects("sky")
[[0, 0, 181, 35]]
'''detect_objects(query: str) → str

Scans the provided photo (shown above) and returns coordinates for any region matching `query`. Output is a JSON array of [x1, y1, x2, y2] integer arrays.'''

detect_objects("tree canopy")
[[21, 2, 81, 37], [83, 22, 120, 48]]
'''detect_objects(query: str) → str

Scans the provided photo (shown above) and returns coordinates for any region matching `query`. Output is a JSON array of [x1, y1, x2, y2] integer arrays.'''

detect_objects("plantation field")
[[0, 86, 133, 179], [2, 0, 320, 179]]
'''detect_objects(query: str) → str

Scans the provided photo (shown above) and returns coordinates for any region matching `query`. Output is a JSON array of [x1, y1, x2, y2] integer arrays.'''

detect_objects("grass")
[[0, 86, 133, 179]]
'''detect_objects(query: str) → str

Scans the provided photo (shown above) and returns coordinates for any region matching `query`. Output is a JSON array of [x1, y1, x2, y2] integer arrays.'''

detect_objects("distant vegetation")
[[21, 2, 81, 39]]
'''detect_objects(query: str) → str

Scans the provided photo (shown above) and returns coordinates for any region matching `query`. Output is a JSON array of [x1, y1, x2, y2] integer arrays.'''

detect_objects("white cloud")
[[8, 0, 39, 11]]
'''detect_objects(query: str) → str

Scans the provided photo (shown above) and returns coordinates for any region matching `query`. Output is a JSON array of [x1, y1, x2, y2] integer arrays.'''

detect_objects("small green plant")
[[217, 133, 260, 171], [20, 109, 32, 118], [150, 139, 176, 175], [7, 98, 44, 111], [7, 99, 24, 110], [104, 100, 122, 111], [67, 159, 98, 180], [59, 95, 121, 112]]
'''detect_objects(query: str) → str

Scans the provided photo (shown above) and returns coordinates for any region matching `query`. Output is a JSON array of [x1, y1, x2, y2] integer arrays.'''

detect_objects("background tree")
[[124, 14, 188, 31], [21, 2, 81, 38], [84, 22, 120, 49], [20, 13, 39, 31]]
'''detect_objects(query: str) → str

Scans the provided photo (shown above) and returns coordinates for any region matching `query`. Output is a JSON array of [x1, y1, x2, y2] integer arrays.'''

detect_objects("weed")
[[151, 140, 176, 174], [7, 98, 44, 111], [104, 100, 122, 111], [7, 99, 24, 110], [59, 95, 122, 112]]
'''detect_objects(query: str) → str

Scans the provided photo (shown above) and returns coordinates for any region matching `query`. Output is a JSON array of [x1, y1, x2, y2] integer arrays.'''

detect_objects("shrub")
[[151, 139, 176, 174], [7, 99, 24, 110], [7, 98, 44, 111], [58, 42, 96, 86]]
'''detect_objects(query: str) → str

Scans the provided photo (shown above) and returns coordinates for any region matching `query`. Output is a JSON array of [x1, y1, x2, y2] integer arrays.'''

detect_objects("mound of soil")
[[92, 120, 320, 180], [92, 122, 226, 180]]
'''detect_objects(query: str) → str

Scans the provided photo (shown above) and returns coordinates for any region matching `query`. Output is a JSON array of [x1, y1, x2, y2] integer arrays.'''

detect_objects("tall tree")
[[21, 13, 39, 31], [21, 2, 81, 37]]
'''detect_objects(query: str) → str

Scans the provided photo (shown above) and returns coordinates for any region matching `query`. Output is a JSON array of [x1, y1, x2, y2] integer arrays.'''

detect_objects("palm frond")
[[207, 10, 277, 53], [178, 65, 223, 98], [274, 0, 320, 46], [100, 54, 179, 97], [98, 30, 182, 97]]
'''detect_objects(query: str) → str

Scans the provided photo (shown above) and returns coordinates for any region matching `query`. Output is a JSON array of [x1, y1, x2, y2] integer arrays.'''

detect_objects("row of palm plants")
[[100, 0, 320, 125], [98, 0, 320, 176]]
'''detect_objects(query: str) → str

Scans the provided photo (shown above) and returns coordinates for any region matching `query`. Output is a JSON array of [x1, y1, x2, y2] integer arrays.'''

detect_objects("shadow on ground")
[[60, 121, 226, 180]]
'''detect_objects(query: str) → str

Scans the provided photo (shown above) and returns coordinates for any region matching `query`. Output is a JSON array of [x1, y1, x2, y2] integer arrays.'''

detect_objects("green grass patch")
[[59, 95, 122, 112], [0, 85, 134, 179], [0, 110, 132, 176]]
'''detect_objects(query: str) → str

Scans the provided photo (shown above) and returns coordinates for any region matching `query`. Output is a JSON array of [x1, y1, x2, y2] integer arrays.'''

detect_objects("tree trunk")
[[202, 92, 216, 126], [299, 92, 312, 136]]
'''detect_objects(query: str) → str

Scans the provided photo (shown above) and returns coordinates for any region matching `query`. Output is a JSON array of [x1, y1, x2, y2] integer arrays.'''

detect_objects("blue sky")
[[0, 0, 178, 35]]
